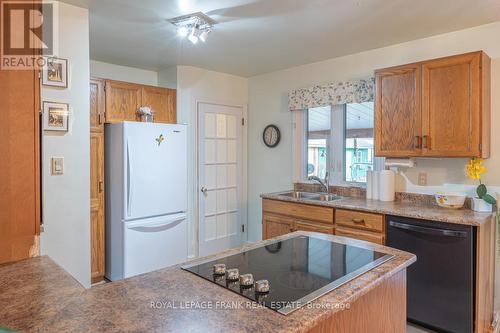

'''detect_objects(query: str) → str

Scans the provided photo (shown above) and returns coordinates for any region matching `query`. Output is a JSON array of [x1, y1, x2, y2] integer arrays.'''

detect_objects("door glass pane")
[[344, 102, 374, 183], [307, 106, 331, 178]]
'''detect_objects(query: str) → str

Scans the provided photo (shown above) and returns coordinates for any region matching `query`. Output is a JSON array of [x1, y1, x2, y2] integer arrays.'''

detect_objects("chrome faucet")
[[308, 172, 330, 195]]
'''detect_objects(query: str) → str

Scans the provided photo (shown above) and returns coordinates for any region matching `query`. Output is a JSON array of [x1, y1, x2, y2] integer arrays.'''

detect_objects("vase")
[[140, 114, 153, 123], [471, 197, 493, 213]]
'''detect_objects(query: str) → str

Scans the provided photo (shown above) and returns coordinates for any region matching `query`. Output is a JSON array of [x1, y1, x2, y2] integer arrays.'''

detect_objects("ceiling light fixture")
[[188, 25, 200, 44], [177, 26, 189, 37], [168, 12, 217, 45]]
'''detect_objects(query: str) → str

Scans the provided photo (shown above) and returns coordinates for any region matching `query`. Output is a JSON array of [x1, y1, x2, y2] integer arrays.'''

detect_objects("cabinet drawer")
[[335, 209, 384, 232], [294, 221, 334, 235], [335, 226, 385, 245], [263, 199, 334, 224]]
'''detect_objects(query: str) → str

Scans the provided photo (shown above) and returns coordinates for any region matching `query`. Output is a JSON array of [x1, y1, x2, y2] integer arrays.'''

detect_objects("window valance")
[[288, 77, 375, 111]]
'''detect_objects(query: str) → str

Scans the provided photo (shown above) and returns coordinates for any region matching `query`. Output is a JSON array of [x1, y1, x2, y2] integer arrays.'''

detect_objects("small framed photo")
[[43, 102, 69, 132], [42, 57, 68, 88]]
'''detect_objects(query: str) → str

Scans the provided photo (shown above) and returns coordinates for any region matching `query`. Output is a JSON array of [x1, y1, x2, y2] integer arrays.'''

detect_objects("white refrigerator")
[[105, 122, 188, 281]]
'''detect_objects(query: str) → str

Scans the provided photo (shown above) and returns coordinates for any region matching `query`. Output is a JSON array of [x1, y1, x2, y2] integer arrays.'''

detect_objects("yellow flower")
[[466, 158, 487, 181]]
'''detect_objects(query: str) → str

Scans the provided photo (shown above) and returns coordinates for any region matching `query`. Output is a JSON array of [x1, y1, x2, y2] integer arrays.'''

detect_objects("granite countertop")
[[261, 191, 495, 226], [0, 232, 416, 333]]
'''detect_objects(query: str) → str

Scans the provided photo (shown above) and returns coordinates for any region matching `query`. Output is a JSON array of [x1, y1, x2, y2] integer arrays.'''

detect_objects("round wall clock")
[[263, 125, 281, 148]]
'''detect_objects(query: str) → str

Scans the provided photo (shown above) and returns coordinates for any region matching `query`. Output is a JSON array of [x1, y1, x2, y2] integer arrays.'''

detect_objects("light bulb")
[[188, 26, 200, 44], [177, 26, 189, 37]]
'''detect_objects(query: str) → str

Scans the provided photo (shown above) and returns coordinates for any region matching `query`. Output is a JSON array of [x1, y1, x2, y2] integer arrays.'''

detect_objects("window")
[[344, 103, 375, 183], [307, 106, 331, 178], [300, 102, 381, 184]]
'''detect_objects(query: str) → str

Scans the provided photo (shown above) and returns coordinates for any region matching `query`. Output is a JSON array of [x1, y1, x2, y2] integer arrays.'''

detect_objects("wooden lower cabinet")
[[295, 221, 334, 234], [335, 226, 384, 245], [263, 214, 294, 239], [262, 199, 385, 244]]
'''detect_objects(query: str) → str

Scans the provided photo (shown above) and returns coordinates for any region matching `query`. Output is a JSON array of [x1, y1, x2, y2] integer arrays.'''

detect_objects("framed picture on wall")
[[42, 57, 68, 88], [43, 101, 69, 132]]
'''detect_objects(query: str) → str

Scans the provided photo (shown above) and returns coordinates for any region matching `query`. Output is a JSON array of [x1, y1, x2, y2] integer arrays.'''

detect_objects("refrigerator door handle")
[[126, 215, 186, 233], [126, 139, 133, 217]]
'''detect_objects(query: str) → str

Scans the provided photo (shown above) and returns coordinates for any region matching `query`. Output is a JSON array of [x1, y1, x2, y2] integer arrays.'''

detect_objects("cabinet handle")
[[352, 218, 365, 224], [98, 113, 104, 125], [422, 135, 429, 149], [98, 180, 104, 193], [413, 136, 421, 149]]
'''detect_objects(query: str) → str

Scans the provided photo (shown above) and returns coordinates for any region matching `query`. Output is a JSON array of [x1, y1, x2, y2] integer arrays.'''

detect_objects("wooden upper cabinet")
[[90, 78, 105, 132], [105, 80, 142, 123], [422, 52, 490, 157], [141, 86, 177, 124], [104, 80, 177, 124], [375, 64, 422, 157], [375, 51, 490, 158]]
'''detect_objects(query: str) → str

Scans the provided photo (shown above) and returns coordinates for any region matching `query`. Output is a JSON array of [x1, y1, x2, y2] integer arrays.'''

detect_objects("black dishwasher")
[[386, 215, 475, 333]]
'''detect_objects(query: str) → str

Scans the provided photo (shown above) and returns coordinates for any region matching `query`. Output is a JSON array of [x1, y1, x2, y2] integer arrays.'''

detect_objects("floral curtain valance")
[[288, 77, 375, 111]]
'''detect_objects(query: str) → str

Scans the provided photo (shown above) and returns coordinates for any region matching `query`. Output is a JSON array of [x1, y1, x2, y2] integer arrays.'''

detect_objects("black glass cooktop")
[[182, 235, 393, 315]]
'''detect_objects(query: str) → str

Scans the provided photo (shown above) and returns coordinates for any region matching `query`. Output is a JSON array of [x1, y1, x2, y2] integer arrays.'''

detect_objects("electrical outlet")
[[418, 172, 427, 186]]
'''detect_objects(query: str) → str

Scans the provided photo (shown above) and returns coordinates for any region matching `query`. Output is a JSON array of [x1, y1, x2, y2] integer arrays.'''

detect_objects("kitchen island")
[[0, 232, 415, 333]]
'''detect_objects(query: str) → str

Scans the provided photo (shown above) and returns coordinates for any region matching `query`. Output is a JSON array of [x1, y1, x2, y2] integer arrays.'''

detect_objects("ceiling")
[[60, 0, 500, 77]]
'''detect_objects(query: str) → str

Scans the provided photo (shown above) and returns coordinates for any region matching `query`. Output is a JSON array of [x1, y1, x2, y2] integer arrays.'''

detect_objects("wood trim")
[[480, 52, 491, 158], [262, 199, 334, 224], [335, 209, 384, 233], [308, 269, 406, 332], [475, 215, 496, 333]]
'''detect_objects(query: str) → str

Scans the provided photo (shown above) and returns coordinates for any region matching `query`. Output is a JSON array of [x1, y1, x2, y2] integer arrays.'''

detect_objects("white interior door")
[[198, 103, 245, 257]]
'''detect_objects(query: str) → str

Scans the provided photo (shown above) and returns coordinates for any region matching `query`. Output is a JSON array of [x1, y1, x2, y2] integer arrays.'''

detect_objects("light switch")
[[51, 157, 64, 175]]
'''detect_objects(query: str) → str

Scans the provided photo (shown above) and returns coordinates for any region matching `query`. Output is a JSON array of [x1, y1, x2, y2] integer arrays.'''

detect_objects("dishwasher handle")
[[388, 221, 468, 238]]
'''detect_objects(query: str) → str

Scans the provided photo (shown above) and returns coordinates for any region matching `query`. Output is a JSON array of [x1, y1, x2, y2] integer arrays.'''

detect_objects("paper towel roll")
[[372, 171, 380, 200], [366, 170, 373, 200], [379, 170, 395, 202]]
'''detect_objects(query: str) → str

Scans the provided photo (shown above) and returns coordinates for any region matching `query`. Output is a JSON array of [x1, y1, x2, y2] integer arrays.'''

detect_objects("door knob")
[[201, 186, 208, 195]]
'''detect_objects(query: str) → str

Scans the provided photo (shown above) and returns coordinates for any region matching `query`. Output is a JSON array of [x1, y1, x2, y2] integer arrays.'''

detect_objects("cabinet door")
[[90, 78, 105, 132], [335, 226, 384, 245], [294, 221, 334, 235], [105, 80, 141, 122], [141, 86, 176, 124], [422, 53, 481, 156], [90, 133, 105, 283], [263, 214, 293, 240], [375, 64, 422, 157]]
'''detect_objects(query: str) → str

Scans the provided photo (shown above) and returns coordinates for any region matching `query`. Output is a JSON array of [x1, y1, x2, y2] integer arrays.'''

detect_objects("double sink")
[[279, 191, 342, 202]]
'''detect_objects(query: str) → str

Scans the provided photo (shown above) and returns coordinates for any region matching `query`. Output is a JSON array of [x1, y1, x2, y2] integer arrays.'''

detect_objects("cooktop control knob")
[[226, 268, 240, 281], [213, 264, 226, 275], [239, 273, 254, 287], [255, 279, 270, 293]]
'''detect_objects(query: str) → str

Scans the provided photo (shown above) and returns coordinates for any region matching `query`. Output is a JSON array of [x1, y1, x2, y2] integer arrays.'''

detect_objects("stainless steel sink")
[[279, 191, 319, 199], [279, 191, 341, 202], [315, 194, 342, 201]]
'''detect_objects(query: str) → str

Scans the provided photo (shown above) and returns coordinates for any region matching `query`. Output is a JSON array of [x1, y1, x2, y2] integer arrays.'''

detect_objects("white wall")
[[247, 21, 500, 242], [90, 60, 158, 86], [40, 2, 91, 288], [158, 66, 177, 89], [176, 66, 248, 257]]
